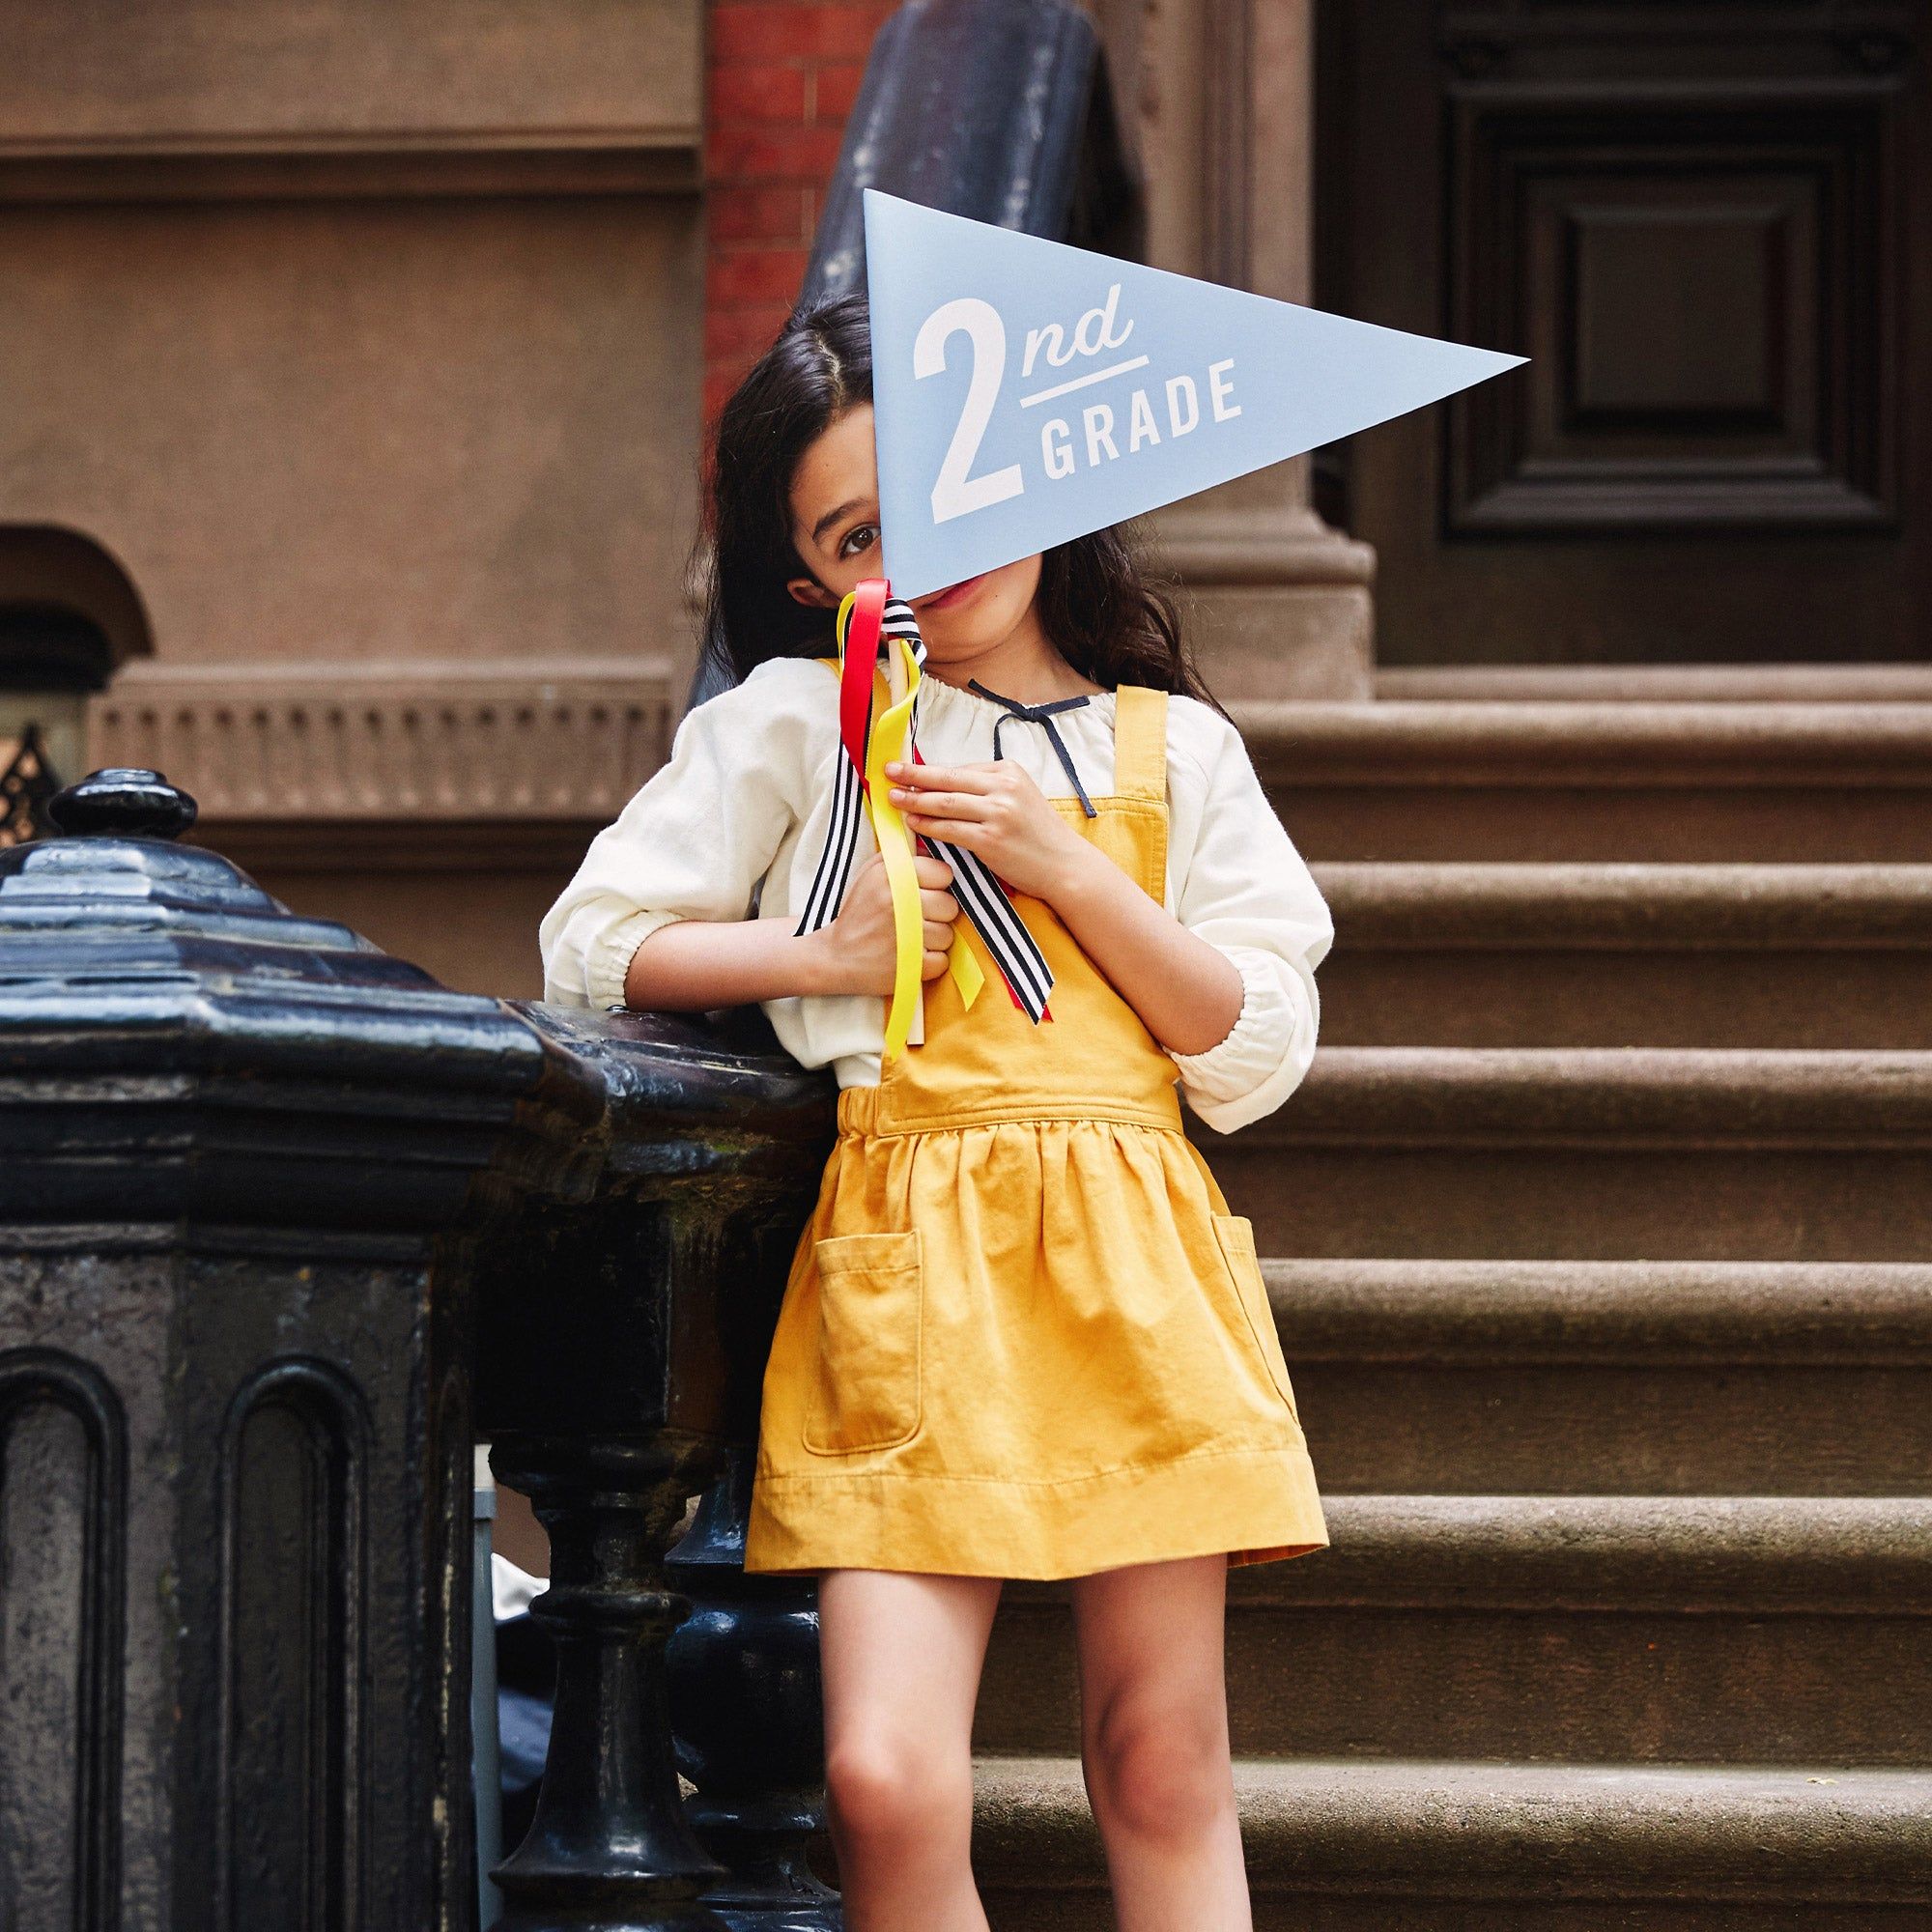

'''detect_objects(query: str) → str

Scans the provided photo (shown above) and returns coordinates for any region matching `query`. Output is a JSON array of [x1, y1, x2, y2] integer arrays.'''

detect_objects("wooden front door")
[[1314, 1, 1928, 666]]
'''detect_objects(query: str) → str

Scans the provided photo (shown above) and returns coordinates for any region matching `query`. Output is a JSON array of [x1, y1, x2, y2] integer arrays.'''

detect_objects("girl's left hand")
[[883, 758, 1094, 903]]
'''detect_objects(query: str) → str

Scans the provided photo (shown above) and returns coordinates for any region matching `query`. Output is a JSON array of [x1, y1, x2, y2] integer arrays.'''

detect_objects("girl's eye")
[[838, 524, 879, 559]]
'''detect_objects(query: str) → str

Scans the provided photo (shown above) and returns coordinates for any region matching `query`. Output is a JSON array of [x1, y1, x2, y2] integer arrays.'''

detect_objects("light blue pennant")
[[863, 187, 1527, 599]]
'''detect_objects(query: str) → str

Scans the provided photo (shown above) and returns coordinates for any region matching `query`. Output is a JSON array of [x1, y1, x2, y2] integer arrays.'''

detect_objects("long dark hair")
[[692, 289, 1218, 706]]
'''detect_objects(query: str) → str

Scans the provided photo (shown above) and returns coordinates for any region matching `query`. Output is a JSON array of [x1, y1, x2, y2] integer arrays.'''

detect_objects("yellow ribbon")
[[837, 590, 984, 1057]]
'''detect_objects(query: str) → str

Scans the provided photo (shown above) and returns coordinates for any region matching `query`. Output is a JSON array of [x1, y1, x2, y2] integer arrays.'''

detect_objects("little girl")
[[541, 290, 1333, 1932]]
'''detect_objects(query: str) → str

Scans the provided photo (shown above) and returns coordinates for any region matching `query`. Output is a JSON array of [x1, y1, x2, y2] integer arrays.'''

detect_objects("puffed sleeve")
[[538, 658, 811, 1010], [1163, 710, 1334, 1135]]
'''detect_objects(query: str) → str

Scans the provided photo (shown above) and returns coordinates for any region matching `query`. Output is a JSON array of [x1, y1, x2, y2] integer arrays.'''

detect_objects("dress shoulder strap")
[[1112, 684, 1169, 803]]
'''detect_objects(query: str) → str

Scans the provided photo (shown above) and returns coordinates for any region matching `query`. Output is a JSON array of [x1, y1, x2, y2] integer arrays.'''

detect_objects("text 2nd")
[[914, 287, 1241, 526]]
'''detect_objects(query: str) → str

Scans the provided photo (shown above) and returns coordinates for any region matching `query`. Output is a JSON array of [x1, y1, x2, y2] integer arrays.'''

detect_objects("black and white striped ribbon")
[[793, 597, 1056, 1024]]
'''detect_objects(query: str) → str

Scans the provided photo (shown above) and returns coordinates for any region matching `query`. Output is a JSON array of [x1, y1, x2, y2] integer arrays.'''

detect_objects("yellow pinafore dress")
[[743, 681, 1329, 1580]]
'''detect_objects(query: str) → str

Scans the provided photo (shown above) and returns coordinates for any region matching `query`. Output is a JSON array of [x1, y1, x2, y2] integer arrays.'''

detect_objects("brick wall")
[[704, 3, 895, 428]]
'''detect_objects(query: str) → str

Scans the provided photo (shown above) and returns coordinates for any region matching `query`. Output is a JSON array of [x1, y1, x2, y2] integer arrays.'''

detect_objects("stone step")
[[973, 1495, 1932, 1768], [1236, 698, 1932, 863], [1195, 1046, 1932, 1260], [1312, 863, 1932, 1048], [968, 1753, 1932, 1930], [1373, 663, 1932, 705], [1266, 1258, 1932, 1494]]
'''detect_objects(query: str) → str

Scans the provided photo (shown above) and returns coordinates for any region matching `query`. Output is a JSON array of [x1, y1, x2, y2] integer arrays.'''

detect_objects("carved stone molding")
[[0, 132, 702, 204], [87, 659, 675, 827]]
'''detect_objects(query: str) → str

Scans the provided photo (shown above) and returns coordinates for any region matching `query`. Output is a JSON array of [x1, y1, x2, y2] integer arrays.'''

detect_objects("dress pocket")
[[802, 1230, 925, 1454], [1210, 1213, 1301, 1423]]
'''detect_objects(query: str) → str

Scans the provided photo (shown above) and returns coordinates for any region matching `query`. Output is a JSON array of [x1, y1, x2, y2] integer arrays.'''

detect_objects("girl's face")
[[784, 403, 1043, 664]]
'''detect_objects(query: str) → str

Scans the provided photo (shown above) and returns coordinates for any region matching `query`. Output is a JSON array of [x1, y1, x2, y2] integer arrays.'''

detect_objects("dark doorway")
[[1314, 1, 1928, 666]]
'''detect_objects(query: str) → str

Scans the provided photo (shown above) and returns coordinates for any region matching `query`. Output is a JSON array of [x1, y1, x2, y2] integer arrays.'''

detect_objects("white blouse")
[[538, 654, 1333, 1135]]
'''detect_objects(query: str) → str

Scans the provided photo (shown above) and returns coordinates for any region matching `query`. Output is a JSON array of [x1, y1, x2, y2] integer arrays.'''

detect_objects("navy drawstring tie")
[[967, 680, 1099, 819]]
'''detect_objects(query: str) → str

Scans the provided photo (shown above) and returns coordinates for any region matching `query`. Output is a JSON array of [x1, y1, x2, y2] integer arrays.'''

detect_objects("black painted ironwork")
[[0, 764, 839, 1932], [0, 765, 550, 1928], [486, 1434, 729, 1932], [801, 0, 1141, 309], [474, 1006, 837, 1931], [667, 1448, 840, 1932], [0, 721, 60, 845]]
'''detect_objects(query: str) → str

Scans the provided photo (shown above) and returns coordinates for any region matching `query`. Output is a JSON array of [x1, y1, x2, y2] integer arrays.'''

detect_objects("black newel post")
[[0, 767, 561, 1930], [666, 1445, 841, 1932], [0, 766, 838, 1932], [476, 1008, 838, 1932]]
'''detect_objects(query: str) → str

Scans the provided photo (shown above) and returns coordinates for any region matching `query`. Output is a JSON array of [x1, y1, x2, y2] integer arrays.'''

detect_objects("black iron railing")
[[0, 766, 839, 1932], [0, 722, 60, 845]]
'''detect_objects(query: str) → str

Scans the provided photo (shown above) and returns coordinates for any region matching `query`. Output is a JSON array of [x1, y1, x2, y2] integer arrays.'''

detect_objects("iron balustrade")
[[0, 766, 837, 1932]]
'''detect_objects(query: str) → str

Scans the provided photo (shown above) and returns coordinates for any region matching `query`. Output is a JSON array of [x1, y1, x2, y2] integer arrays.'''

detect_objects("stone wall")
[[0, 0, 707, 997]]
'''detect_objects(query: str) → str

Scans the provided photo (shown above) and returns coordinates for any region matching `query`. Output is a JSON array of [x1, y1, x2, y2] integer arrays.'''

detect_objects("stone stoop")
[[1215, 1044, 1932, 1261], [1274, 1258, 1932, 1495], [961, 694, 1932, 1928], [1243, 697, 1932, 865], [970, 1755, 1932, 1930], [1312, 862, 1932, 1048], [980, 1493, 1932, 1764]]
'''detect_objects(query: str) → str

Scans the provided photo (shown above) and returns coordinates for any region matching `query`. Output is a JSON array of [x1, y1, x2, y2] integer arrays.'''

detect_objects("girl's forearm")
[[617, 862, 1239, 1049], [1047, 843, 1244, 1055], [623, 915, 840, 1010]]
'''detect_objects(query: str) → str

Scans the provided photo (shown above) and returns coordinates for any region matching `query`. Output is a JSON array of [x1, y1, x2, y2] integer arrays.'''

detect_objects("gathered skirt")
[[742, 1083, 1330, 1581]]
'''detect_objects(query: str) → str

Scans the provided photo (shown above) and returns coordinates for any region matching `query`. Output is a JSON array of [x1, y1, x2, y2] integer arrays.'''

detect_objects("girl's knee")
[[824, 1732, 974, 1850], [1083, 1699, 1232, 1843]]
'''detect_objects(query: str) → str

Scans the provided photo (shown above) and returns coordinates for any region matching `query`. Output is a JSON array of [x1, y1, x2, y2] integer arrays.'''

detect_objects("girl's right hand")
[[815, 849, 961, 995]]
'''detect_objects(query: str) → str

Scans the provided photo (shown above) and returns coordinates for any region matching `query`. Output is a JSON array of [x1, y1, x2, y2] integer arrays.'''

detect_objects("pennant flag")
[[863, 187, 1527, 599]]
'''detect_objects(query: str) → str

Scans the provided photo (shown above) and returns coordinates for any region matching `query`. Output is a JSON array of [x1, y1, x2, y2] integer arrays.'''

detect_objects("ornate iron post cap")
[[44, 765, 198, 840], [0, 764, 583, 1230]]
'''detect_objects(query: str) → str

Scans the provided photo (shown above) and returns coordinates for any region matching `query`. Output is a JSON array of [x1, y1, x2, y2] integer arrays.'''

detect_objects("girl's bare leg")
[[1069, 1552, 1251, 1932], [817, 1567, 1006, 1932]]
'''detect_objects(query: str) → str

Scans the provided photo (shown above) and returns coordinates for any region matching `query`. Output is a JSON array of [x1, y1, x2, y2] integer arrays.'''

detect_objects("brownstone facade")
[[0, 0, 711, 998], [6, 1, 1921, 1005], [7, 10, 1929, 1880], [0, 0, 1372, 1004]]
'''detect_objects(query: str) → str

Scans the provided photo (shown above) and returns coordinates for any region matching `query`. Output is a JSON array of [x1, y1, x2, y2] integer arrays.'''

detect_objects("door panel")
[[1315, 0, 1927, 664]]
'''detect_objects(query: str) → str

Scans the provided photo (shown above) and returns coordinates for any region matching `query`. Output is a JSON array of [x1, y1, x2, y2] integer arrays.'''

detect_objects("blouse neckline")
[[917, 672, 1117, 720]]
